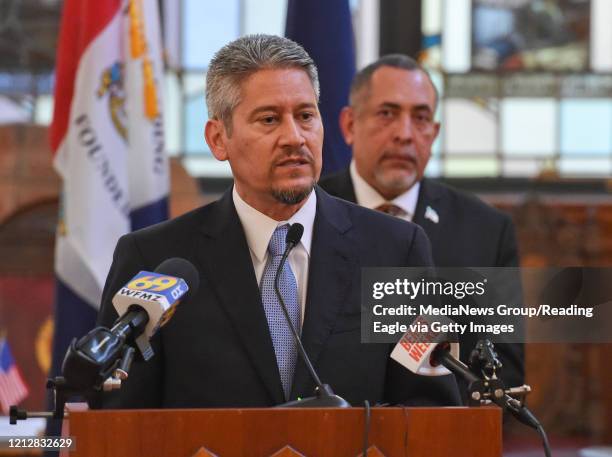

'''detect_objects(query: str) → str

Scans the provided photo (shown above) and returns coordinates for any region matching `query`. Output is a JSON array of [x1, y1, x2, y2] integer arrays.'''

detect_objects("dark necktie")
[[375, 203, 406, 218]]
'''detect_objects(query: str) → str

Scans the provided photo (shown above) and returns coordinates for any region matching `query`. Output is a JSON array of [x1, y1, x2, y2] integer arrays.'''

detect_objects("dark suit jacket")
[[94, 187, 461, 409], [319, 170, 525, 392]]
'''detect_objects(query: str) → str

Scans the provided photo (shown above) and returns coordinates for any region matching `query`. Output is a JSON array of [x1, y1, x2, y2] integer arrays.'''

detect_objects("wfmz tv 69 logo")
[[125, 272, 188, 301], [117, 271, 189, 331]]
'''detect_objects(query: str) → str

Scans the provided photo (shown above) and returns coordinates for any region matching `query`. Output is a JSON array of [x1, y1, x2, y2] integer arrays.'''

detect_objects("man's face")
[[206, 68, 323, 216], [341, 67, 440, 200]]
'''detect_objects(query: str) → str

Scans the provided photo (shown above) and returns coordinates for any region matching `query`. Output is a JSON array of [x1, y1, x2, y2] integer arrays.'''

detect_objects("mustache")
[[380, 150, 417, 162], [273, 147, 314, 166]]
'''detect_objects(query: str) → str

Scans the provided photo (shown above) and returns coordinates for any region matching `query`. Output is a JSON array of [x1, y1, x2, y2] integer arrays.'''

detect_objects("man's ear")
[[205, 119, 229, 161], [432, 121, 441, 141], [339, 106, 355, 146]]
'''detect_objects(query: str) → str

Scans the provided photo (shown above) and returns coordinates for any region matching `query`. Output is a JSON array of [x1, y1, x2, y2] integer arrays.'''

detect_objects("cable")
[[537, 424, 552, 457], [362, 400, 371, 456], [274, 229, 324, 389], [503, 396, 552, 457]]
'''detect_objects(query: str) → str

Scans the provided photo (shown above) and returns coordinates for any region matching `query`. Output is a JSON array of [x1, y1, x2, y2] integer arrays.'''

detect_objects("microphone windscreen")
[[154, 258, 200, 298], [286, 223, 304, 246]]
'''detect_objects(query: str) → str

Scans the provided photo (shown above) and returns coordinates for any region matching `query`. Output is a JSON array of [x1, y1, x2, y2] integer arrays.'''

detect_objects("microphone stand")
[[10, 323, 142, 423], [433, 340, 552, 457], [273, 224, 350, 408]]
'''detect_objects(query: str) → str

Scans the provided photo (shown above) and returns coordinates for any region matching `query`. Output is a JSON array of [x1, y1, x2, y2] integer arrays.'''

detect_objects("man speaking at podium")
[[95, 35, 460, 409]]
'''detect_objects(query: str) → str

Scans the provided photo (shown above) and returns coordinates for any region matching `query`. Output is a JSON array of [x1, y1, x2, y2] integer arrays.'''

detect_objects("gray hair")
[[349, 54, 439, 110], [206, 34, 320, 134]]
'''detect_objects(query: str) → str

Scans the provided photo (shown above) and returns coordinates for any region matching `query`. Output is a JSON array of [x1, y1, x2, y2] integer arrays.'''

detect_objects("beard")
[[373, 167, 418, 196], [270, 147, 318, 205], [271, 178, 316, 205]]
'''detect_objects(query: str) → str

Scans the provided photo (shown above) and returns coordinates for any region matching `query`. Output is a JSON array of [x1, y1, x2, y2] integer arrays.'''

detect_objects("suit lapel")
[[290, 188, 356, 399], [196, 191, 285, 404], [330, 167, 357, 203], [413, 178, 443, 248]]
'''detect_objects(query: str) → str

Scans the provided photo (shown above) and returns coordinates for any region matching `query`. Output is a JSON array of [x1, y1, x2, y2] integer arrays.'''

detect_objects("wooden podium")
[[61, 404, 501, 457]]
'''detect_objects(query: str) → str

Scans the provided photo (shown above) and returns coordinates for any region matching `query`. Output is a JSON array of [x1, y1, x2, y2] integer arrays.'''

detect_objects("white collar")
[[350, 160, 420, 217], [232, 186, 316, 263]]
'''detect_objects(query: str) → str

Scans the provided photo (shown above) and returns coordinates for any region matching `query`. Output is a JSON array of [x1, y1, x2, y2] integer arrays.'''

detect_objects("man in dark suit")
[[95, 36, 460, 409], [319, 54, 524, 394]]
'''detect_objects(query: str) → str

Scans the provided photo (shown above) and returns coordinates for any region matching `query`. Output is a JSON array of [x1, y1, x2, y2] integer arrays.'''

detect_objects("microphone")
[[111, 257, 199, 359], [392, 320, 547, 448], [285, 222, 304, 249], [432, 343, 543, 430], [60, 258, 199, 392], [273, 223, 350, 408], [391, 318, 508, 402], [390, 316, 461, 377]]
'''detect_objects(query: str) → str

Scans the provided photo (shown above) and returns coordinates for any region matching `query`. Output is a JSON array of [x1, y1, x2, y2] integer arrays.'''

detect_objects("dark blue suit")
[[94, 187, 461, 408]]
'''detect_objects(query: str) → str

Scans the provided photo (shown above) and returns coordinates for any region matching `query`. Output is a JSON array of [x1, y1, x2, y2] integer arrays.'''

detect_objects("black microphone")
[[10, 258, 200, 423], [61, 258, 199, 392], [273, 223, 350, 408]]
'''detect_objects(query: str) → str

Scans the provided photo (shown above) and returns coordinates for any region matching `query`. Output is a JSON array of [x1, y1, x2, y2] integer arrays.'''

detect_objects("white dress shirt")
[[350, 160, 420, 222], [232, 186, 316, 326]]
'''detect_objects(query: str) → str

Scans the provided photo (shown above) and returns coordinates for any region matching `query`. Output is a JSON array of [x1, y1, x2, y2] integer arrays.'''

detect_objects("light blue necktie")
[[260, 224, 301, 400]]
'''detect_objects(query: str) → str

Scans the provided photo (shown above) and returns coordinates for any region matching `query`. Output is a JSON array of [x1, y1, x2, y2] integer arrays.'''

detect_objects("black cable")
[[537, 424, 552, 457], [362, 400, 371, 457], [502, 391, 553, 457], [402, 406, 409, 457]]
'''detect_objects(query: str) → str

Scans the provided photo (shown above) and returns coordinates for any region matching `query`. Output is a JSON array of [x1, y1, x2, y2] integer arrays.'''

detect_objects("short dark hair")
[[349, 54, 439, 110]]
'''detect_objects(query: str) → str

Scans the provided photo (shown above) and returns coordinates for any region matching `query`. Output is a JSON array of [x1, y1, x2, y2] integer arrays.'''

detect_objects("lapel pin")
[[424, 205, 439, 224]]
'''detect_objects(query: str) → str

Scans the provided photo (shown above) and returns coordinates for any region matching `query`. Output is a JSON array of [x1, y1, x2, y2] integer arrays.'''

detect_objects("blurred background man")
[[319, 54, 524, 395]]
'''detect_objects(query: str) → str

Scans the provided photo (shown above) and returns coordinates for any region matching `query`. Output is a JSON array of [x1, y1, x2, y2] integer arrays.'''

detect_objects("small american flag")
[[0, 336, 29, 414]]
